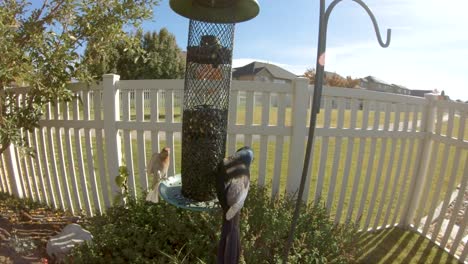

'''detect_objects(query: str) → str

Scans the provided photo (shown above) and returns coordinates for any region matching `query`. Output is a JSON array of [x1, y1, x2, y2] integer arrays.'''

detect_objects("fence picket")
[[164, 90, 175, 176], [227, 90, 239, 156], [244, 91, 254, 147], [439, 154, 468, 249], [430, 111, 465, 242], [15, 94, 32, 199], [0, 156, 7, 192], [38, 125, 56, 208], [346, 100, 370, 221], [54, 101, 74, 212], [94, 90, 110, 208], [383, 104, 406, 227], [314, 97, 332, 202], [136, 89, 148, 191], [271, 93, 286, 198], [422, 108, 455, 235], [335, 98, 357, 223], [63, 101, 81, 212], [83, 91, 101, 215], [73, 96, 92, 215], [122, 90, 136, 198], [374, 103, 400, 229], [365, 103, 391, 229], [150, 89, 160, 154], [357, 101, 381, 226], [257, 92, 270, 186], [415, 104, 445, 228], [450, 199, 468, 255], [45, 102, 66, 209], [326, 98, 345, 212], [19, 129, 34, 199], [388, 104, 410, 226]]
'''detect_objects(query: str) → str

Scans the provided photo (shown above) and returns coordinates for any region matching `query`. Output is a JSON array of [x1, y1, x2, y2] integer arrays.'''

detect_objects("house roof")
[[411, 89, 433, 97], [391, 84, 410, 91], [363, 76, 391, 86], [232, 61, 297, 80]]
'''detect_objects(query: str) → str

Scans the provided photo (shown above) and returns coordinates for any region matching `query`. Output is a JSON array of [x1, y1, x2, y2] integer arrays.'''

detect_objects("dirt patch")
[[0, 198, 80, 264]]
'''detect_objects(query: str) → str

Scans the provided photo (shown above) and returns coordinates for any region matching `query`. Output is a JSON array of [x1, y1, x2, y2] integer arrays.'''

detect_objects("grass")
[[357, 228, 461, 263]]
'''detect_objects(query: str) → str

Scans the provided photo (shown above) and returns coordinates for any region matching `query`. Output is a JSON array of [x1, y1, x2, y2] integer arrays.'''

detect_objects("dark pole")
[[283, 0, 326, 262], [282, 0, 391, 262]]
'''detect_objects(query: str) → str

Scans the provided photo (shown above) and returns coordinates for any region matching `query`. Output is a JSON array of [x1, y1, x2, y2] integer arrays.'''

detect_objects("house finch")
[[146, 147, 170, 203]]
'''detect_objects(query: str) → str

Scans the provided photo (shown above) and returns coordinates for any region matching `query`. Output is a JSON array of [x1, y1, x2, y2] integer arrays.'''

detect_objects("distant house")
[[232, 61, 297, 84], [360, 76, 394, 93], [360, 76, 412, 95], [410, 89, 433, 97], [391, 84, 411, 95], [232, 61, 298, 106]]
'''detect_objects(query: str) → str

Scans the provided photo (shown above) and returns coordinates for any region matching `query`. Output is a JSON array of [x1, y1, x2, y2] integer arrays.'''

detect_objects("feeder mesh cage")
[[181, 20, 235, 201]]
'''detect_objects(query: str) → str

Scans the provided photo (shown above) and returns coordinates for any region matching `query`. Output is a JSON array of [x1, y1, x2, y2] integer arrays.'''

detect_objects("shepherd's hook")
[[283, 1, 391, 263]]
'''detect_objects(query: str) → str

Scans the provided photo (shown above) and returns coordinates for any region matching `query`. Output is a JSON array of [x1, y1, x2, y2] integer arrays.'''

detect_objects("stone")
[[46, 223, 92, 262], [0, 227, 10, 241], [19, 211, 33, 222]]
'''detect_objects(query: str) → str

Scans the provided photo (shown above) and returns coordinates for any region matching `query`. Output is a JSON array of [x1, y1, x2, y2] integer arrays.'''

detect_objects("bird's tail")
[[217, 213, 241, 264], [145, 185, 159, 203]]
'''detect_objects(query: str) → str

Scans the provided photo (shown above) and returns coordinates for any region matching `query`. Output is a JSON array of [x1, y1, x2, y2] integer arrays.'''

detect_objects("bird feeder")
[[159, 0, 259, 208]]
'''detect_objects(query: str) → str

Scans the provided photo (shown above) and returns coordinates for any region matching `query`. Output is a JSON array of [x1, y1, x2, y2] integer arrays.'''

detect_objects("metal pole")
[[283, 0, 326, 261], [283, 0, 391, 262]]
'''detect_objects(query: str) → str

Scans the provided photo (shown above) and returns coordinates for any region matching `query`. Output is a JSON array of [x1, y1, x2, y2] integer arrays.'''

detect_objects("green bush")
[[70, 187, 358, 263]]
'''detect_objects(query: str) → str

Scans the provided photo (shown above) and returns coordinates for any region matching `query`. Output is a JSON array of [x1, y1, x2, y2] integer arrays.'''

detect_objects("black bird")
[[216, 146, 254, 264]]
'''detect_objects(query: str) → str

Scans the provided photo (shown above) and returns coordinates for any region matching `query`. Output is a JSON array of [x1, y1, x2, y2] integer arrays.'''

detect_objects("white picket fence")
[[0, 74, 467, 261]]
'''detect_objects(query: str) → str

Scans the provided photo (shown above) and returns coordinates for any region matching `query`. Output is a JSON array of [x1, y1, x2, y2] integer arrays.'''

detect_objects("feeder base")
[[159, 174, 220, 212]]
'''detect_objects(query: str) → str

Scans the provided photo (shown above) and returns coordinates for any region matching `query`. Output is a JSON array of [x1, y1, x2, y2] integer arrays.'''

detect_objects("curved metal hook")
[[325, 0, 391, 47]]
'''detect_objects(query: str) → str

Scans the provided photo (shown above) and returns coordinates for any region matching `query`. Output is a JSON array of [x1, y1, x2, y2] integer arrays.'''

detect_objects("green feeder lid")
[[170, 0, 259, 23], [159, 174, 220, 212]]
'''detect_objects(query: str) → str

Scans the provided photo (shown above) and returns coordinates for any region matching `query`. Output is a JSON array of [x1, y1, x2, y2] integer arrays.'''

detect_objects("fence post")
[[103, 74, 123, 200], [3, 145, 23, 198], [285, 78, 309, 200], [402, 93, 438, 227]]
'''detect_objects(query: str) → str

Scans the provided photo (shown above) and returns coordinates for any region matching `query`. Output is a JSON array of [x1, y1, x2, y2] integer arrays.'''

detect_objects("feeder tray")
[[159, 174, 220, 211]]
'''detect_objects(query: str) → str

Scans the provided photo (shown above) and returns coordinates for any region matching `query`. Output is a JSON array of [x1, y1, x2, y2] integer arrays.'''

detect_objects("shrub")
[[70, 186, 358, 263]]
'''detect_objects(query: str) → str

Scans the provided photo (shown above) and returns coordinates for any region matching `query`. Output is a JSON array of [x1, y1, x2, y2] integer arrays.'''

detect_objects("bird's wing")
[[225, 169, 250, 221], [147, 153, 159, 175]]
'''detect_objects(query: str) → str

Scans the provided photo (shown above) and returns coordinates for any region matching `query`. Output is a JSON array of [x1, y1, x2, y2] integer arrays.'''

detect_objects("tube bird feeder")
[[160, 0, 259, 208]]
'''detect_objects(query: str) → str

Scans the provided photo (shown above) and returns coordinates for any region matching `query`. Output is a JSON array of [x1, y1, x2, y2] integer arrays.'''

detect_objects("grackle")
[[216, 146, 253, 264]]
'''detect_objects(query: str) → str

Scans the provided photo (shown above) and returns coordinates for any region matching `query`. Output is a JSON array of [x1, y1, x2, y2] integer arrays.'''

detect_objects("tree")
[[0, 0, 159, 156], [304, 68, 316, 84], [303, 68, 360, 88], [344, 76, 360, 88], [85, 28, 185, 80]]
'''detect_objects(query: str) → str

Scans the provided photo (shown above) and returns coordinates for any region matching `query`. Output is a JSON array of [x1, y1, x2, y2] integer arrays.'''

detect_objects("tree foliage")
[[304, 68, 360, 88], [0, 0, 159, 155], [85, 29, 185, 80]]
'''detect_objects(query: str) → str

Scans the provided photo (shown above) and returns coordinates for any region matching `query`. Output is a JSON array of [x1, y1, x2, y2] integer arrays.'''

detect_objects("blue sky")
[[145, 0, 468, 101]]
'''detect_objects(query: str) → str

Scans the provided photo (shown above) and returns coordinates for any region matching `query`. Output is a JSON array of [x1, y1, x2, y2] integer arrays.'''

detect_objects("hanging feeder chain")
[[282, 0, 391, 262]]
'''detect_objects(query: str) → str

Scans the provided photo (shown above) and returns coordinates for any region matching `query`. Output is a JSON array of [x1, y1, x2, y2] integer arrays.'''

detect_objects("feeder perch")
[[160, 0, 259, 208]]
